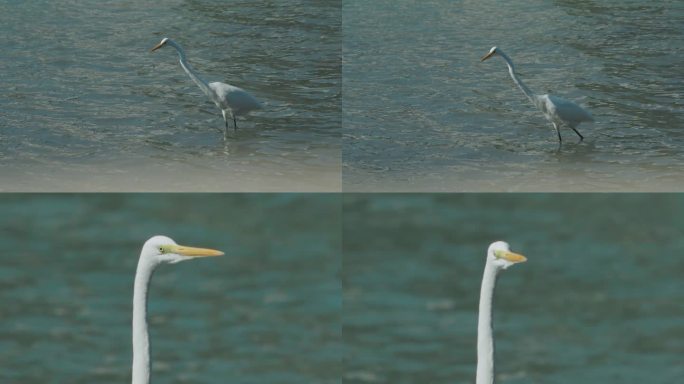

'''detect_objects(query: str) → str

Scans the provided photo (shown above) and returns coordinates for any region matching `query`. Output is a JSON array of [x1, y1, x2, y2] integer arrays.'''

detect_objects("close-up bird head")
[[480, 46, 498, 62], [140, 235, 223, 265], [150, 37, 170, 52], [486, 240, 526, 270]]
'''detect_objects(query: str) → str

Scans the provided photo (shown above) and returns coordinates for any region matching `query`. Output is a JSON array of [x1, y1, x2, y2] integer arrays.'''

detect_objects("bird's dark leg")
[[570, 126, 584, 141], [233, 113, 238, 132], [553, 123, 562, 144], [220, 110, 229, 137]]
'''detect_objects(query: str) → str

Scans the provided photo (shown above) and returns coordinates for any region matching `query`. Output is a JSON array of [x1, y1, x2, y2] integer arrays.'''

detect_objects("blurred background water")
[[0, 194, 340, 383], [0, 0, 341, 191], [343, 0, 684, 191], [343, 194, 684, 383]]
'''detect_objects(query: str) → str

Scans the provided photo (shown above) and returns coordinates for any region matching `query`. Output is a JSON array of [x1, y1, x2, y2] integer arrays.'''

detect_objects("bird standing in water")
[[481, 47, 593, 144], [151, 38, 262, 138]]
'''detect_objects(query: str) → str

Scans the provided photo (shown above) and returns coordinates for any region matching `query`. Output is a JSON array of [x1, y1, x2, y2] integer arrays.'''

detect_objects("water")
[[0, 194, 341, 383], [0, 1, 341, 192], [343, 194, 684, 383], [343, 0, 684, 192]]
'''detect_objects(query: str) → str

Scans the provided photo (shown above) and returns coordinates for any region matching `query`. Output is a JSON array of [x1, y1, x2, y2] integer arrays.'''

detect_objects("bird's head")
[[141, 235, 224, 265], [480, 46, 498, 62], [150, 37, 170, 52], [487, 240, 526, 270]]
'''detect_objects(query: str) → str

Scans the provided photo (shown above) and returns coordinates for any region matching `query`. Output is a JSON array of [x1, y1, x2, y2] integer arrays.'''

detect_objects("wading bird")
[[151, 38, 262, 137], [476, 241, 527, 384], [481, 47, 593, 144], [132, 235, 223, 384]]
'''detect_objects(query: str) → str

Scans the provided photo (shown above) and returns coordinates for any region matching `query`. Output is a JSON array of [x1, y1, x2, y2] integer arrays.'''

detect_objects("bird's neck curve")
[[476, 261, 499, 384], [165, 40, 212, 97], [165, 39, 187, 62], [498, 50, 536, 103], [132, 256, 157, 384]]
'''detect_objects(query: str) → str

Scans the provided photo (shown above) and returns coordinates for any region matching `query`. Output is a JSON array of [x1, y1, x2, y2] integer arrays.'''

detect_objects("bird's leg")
[[553, 122, 562, 143], [570, 126, 584, 141], [232, 113, 238, 132], [221, 110, 230, 136], [224, 118, 229, 140]]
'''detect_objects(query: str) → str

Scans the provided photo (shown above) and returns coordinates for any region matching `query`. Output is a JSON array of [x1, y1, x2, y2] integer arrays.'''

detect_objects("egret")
[[476, 241, 527, 384], [151, 38, 262, 137], [481, 47, 593, 143], [131, 235, 223, 384]]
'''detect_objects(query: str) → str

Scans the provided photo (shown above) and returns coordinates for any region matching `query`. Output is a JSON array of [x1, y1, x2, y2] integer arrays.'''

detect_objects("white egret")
[[151, 38, 262, 137], [132, 235, 223, 384], [481, 47, 593, 143], [476, 241, 527, 384]]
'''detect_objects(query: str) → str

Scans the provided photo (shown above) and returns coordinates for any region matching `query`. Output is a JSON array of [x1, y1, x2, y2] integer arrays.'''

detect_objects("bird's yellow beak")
[[493, 249, 527, 263], [169, 244, 224, 258], [150, 42, 165, 52], [480, 51, 496, 62]]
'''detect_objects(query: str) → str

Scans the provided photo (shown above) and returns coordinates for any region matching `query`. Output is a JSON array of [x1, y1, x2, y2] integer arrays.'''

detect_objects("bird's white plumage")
[[131, 235, 222, 384], [537, 94, 593, 126], [151, 38, 261, 137], [481, 47, 593, 143], [209, 82, 262, 116], [476, 241, 526, 384]]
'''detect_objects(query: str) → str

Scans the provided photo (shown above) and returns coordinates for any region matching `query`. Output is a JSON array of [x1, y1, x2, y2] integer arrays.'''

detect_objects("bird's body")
[[131, 235, 223, 384], [151, 38, 261, 138], [476, 241, 527, 384], [536, 94, 594, 136], [481, 47, 593, 143]]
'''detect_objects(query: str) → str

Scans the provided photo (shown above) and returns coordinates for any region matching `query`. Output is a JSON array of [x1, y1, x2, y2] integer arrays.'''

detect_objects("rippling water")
[[0, 194, 341, 383], [0, 1, 341, 191], [343, 194, 684, 383], [343, 0, 684, 191]]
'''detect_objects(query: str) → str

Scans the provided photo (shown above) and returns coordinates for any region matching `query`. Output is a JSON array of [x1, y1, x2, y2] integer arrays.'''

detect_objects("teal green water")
[[1, 194, 682, 383], [0, 195, 340, 383], [343, 194, 684, 383]]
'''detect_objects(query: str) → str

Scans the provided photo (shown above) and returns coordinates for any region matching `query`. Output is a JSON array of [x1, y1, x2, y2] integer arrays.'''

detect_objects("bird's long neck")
[[166, 40, 212, 97], [476, 262, 499, 384], [498, 51, 536, 103], [132, 258, 157, 384]]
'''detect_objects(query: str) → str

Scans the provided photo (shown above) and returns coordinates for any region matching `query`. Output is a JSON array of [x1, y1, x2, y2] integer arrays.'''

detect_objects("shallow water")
[[343, 194, 684, 383], [0, 194, 341, 383], [0, 0, 341, 191], [343, 0, 684, 191]]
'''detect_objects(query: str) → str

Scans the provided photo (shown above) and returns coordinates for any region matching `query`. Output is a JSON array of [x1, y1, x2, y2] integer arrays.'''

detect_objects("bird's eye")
[[158, 247, 164, 253]]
